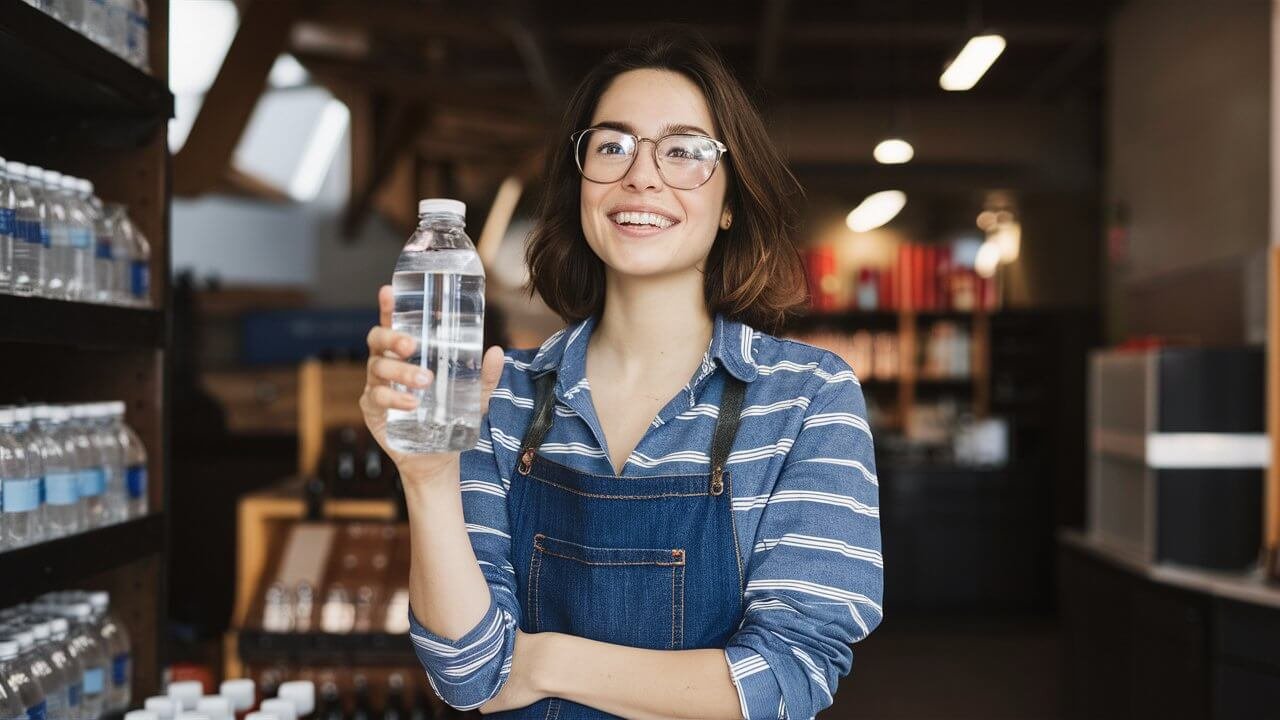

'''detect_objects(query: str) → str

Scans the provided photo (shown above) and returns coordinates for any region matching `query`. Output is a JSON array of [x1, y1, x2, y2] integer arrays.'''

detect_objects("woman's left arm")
[[484, 355, 884, 719]]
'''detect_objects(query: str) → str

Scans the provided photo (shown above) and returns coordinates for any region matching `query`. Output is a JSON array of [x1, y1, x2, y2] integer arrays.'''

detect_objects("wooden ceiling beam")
[[174, 0, 302, 196], [557, 22, 1099, 47], [300, 0, 507, 46], [342, 99, 429, 238]]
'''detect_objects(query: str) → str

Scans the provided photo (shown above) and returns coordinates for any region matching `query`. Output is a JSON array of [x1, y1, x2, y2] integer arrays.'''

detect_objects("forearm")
[[403, 460, 493, 642], [537, 632, 743, 720]]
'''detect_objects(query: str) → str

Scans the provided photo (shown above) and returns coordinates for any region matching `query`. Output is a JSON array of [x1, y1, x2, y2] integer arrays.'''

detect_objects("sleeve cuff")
[[725, 645, 786, 719], [407, 596, 505, 653]]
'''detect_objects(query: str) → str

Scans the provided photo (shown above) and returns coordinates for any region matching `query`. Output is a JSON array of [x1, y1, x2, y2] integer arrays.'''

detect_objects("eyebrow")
[[594, 120, 714, 137]]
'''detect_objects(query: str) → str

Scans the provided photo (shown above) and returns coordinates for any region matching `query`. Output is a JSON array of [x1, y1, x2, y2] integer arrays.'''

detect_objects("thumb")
[[479, 345, 505, 414]]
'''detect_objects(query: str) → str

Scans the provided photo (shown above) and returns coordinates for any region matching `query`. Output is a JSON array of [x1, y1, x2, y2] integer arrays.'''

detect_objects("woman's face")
[[579, 68, 729, 280]]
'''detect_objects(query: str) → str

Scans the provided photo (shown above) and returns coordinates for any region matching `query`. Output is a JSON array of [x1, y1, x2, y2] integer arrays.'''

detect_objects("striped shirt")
[[408, 312, 884, 720]]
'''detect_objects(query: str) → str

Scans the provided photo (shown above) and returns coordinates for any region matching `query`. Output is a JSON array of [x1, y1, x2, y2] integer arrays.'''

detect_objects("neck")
[[590, 268, 713, 377]]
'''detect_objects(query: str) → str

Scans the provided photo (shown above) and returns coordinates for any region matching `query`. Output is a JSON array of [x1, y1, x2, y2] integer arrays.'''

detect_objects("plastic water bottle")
[[0, 639, 45, 720], [80, 180, 115, 304], [5, 628, 61, 720], [60, 176, 95, 302], [44, 618, 81, 720], [106, 204, 149, 307], [70, 406, 107, 529], [60, 603, 107, 720], [85, 405, 125, 524], [30, 407, 79, 539], [1, 407, 44, 549], [7, 163, 44, 298], [16, 166, 49, 298], [87, 592, 131, 712], [0, 664, 25, 720], [51, 406, 89, 535], [35, 169, 74, 301], [110, 402, 147, 518], [129, 214, 150, 307], [0, 158, 14, 295], [387, 198, 485, 453], [127, 0, 149, 70]]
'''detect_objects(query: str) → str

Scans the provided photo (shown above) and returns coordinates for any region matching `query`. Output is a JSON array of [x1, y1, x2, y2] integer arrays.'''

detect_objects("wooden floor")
[[825, 613, 1063, 720]]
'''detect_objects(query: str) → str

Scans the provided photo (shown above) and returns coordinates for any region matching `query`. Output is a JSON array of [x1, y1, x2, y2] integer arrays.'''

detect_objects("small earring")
[[720, 212, 733, 230]]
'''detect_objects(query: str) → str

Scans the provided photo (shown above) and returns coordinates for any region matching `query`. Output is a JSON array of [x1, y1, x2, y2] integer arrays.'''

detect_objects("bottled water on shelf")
[[0, 638, 45, 720], [31, 406, 81, 539], [61, 175, 95, 302], [41, 168, 75, 301], [7, 162, 44, 298], [387, 198, 485, 454], [0, 159, 13, 296], [70, 405, 107, 530], [86, 592, 131, 712], [27, 0, 151, 71], [21, 166, 51, 299], [109, 402, 147, 519], [81, 180, 115, 304], [56, 602, 108, 720], [85, 404, 125, 524], [1, 407, 45, 549], [5, 626, 62, 720]]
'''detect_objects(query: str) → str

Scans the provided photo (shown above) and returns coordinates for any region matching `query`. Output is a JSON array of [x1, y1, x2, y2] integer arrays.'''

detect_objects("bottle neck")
[[416, 211, 465, 228]]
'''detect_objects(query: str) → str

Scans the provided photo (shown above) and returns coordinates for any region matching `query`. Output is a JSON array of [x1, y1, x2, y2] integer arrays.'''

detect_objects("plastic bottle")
[[30, 407, 79, 539], [144, 695, 178, 719], [85, 405, 125, 524], [70, 406, 107, 529], [258, 699, 296, 720], [60, 603, 107, 720], [79, 180, 114, 305], [35, 169, 73, 301], [195, 696, 231, 720], [46, 618, 82, 720], [277, 681, 314, 719], [0, 158, 14, 295], [7, 163, 44, 297], [126, 711, 160, 720], [60, 176, 95, 301], [22, 167, 52, 298], [218, 679, 254, 720], [0, 665, 26, 720], [387, 198, 485, 453], [105, 204, 147, 307], [167, 681, 202, 711], [87, 591, 131, 712], [109, 402, 147, 519], [1, 407, 44, 549], [128, 213, 150, 307], [127, 0, 149, 70], [0, 639, 45, 720], [5, 628, 62, 720]]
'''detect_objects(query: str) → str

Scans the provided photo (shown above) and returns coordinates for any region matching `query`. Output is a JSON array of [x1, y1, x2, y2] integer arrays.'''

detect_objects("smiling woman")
[[367, 26, 884, 720]]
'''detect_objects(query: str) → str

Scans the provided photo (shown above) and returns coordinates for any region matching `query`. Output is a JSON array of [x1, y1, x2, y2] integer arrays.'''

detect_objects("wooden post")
[[1268, 245, 1280, 579]]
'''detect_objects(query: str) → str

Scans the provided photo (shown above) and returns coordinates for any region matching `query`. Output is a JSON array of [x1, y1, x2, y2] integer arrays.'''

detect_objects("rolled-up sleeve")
[[724, 355, 884, 720], [407, 394, 523, 711]]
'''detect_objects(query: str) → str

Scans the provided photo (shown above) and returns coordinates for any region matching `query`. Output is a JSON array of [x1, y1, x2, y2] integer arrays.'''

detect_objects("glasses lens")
[[656, 135, 721, 189], [576, 129, 637, 183]]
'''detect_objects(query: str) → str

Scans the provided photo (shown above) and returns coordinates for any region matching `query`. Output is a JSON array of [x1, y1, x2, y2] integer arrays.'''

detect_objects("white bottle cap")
[[13, 406, 32, 424], [176, 714, 211, 720], [0, 408, 13, 425], [0, 641, 17, 660], [126, 712, 160, 720], [43, 169, 62, 185], [67, 602, 93, 620], [168, 680, 204, 710], [8, 161, 26, 175], [418, 198, 465, 218], [51, 405, 71, 423], [89, 590, 110, 612], [195, 695, 232, 719], [29, 621, 51, 640], [258, 699, 297, 720], [11, 631, 33, 649], [219, 678, 255, 710], [245, 714, 279, 720], [110, 400, 127, 416], [277, 681, 315, 715], [61, 175, 79, 190], [48, 617, 69, 636], [144, 695, 178, 718], [31, 405, 50, 420]]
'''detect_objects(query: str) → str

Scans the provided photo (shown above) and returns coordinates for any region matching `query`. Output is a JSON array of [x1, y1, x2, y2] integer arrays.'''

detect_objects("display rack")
[[0, 0, 172, 704]]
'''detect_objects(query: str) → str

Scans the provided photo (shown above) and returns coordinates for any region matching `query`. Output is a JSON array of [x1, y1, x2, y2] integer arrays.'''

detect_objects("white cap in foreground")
[[144, 695, 178, 719], [175, 713, 211, 720], [259, 699, 297, 720], [245, 714, 279, 720], [418, 197, 466, 218], [277, 680, 315, 715], [220, 678, 256, 710], [167, 680, 204, 710], [125, 712, 160, 720], [196, 695, 232, 720]]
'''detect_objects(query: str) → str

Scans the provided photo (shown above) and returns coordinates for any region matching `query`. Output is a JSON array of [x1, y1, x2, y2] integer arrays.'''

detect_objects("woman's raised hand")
[[360, 285, 506, 483]]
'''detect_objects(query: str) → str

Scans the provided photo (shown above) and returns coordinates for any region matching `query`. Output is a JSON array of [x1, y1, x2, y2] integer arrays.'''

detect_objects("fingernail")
[[415, 372, 431, 386]]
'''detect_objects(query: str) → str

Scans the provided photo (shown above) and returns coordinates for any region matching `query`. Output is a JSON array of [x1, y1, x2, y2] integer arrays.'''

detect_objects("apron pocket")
[[529, 533, 686, 649]]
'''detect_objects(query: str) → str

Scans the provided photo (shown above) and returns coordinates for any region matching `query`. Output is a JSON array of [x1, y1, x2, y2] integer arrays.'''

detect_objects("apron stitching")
[[536, 547, 685, 567], [725, 470, 747, 602], [528, 474, 707, 500]]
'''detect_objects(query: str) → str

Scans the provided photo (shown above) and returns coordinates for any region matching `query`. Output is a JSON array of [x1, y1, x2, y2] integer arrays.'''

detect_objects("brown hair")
[[523, 28, 807, 335]]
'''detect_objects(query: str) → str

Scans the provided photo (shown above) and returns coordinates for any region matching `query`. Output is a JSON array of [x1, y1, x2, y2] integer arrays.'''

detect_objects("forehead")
[[590, 68, 717, 136]]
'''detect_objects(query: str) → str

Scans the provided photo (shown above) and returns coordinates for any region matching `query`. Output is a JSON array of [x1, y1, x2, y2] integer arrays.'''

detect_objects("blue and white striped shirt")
[[408, 312, 884, 720]]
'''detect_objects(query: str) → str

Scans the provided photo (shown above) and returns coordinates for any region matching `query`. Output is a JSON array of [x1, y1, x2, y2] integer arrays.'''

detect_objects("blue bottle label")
[[96, 236, 112, 259], [2, 477, 40, 512], [112, 652, 130, 686], [126, 464, 147, 499], [68, 682, 81, 708], [45, 471, 80, 506], [25, 700, 45, 720], [17, 219, 37, 245], [0, 208, 14, 237], [83, 667, 105, 694], [78, 468, 106, 497], [38, 224, 50, 248], [69, 228, 93, 250], [131, 259, 149, 298]]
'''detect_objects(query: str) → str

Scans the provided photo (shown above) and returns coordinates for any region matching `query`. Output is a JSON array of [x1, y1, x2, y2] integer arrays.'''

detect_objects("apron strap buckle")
[[710, 466, 725, 496], [518, 448, 535, 475]]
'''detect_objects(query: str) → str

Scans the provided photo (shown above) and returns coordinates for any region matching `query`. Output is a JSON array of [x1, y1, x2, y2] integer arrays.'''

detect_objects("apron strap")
[[517, 371, 558, 475], [708, 376, 746, 496]]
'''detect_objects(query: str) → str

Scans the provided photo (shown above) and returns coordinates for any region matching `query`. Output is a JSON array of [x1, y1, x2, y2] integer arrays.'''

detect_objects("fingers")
[[369, 385, 419, 411], [481, 345, 506, 388], [369, 356, 433, 388], [378, 285, 393, 328], [367, 326, 417, 358]]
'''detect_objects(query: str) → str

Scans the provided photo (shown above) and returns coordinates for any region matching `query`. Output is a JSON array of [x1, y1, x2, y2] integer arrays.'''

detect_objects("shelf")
[[0, 1, 171, 143], [238, 629, 416, 667], [0, 295, 164, 349], [0, 514, 165, 607]]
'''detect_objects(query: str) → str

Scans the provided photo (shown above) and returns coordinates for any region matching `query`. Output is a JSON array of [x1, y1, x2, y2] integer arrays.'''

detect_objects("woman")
[[361, 31, 883, 720]]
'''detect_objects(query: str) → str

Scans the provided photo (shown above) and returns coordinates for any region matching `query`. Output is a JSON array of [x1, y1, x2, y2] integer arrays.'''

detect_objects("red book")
[[896, 243, 910, 310], [924, 245, 936, 310], [912, 243, 924, 311], [937, 245, 952, 311]]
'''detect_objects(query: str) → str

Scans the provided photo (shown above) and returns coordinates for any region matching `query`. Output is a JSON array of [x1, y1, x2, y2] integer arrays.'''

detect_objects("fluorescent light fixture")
[[269, 54, 310, 88], [873, 138, 914, 164], [975, 238, 1002, 278], [288, 98, 350, 201], [940, 34, 1006, 91], [846, 190, 907, 232], [169, 0, 238, 95]]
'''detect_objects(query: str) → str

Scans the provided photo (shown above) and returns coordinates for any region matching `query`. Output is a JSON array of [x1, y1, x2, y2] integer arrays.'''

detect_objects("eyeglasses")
[[570, 127, 729, 190]]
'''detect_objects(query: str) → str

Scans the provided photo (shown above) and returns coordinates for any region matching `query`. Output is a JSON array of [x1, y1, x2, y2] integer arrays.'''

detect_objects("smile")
[[609, 211, 678, 230]]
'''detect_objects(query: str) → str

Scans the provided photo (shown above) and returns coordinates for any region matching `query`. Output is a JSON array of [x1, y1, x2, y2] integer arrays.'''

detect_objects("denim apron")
[[494, 370, 748, 719]]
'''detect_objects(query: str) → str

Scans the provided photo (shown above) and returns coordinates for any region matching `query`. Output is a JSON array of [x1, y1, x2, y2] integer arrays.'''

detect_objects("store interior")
[[1, 0, 1278, 718]]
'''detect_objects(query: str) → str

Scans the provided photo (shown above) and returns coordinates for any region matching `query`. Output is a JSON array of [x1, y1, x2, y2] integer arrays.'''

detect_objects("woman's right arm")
[[361, 286, 520, 710]]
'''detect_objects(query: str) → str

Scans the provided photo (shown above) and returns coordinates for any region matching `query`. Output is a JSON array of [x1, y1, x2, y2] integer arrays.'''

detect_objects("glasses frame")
[[570, 127, 729, 190]]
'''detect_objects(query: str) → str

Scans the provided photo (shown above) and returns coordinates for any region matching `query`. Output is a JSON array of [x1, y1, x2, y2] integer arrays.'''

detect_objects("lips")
[[609, 210, 677, 229]]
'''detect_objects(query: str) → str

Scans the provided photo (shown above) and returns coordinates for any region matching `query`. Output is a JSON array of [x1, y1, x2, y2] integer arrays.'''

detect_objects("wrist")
[[529, 631, 568, 697]]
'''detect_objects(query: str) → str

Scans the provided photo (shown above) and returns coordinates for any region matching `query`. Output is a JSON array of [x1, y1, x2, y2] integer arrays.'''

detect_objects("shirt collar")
[[526, 312, 760, 384]]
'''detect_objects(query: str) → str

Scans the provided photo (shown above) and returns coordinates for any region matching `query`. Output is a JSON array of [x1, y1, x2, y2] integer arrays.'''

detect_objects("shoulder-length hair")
[[524, 28, 807, 335]]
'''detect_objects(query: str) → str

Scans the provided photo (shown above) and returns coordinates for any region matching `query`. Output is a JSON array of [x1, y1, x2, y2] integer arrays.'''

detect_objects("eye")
[[596, 141, 629, 156]]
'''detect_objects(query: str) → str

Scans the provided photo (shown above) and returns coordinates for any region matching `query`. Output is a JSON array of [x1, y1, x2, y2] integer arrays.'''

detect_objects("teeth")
[[610, 211, 675, 229]]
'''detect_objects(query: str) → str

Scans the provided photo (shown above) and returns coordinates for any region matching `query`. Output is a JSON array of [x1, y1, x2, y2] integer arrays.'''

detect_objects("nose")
[[621, 139, 663, 192]]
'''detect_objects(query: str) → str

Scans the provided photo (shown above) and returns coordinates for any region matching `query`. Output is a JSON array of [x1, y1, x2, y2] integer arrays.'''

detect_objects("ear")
[[720, 206, 733, 230]]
